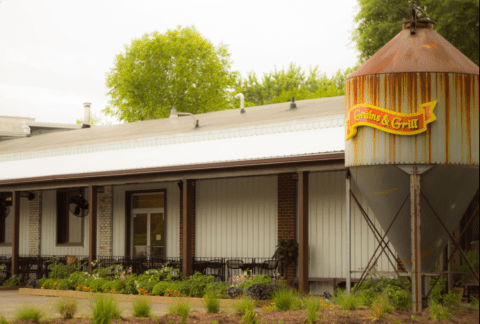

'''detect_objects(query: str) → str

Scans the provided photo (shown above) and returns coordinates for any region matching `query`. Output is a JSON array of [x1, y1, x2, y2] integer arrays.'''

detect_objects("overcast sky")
[[0, 0, 360, 125]]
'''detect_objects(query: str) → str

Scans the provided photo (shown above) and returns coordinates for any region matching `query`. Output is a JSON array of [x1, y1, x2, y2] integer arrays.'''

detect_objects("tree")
[[76, 113, 112, 126], [353, 0, 479, 66], [233, 63, 357, 107], [104, 26, 236, 122]]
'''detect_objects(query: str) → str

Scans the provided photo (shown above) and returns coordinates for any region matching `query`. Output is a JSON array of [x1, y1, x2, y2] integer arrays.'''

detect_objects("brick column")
[[278, 173, 297, 280], [98, 186, 113, 257], [28, 191, 42, 256], [180, 180, 196, 276]]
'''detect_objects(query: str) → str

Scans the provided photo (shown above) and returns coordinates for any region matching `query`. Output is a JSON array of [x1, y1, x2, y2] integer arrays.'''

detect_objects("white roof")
[[0, 115, 345, 182]]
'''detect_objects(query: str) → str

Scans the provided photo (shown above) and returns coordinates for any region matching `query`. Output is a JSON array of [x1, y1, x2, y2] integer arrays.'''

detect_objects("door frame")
[[131, 208, 165, 257], [125, 189, 167, 257]]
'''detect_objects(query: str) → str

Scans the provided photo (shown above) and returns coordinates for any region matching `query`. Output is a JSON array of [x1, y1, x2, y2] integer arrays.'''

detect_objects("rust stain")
[[428, 73, 433, 163], [458, 75, 464, 160], [376, 188, 398, 195], [422, 43, 438, 49], [465, 75, 471, 164], [444, 73, 450, 164]]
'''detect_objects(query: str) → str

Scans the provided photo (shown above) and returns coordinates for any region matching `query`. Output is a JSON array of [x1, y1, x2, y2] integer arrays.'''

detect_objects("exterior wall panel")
[[112, 182, 180, 257], [196, 176, 278, 258], [309, 171, 396, 288]]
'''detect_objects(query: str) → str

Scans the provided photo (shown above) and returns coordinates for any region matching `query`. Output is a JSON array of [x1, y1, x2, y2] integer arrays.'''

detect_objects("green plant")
[[453, 250, 479, 286], [411, 314, 419, 321], [238, 273, 272, 290], [331, 289, 363, 310], [272, 289, 296, 311], [242, 309, 259, 324], [0, 316, 8, 324], [204, 291, 220, 314], [273, 239, 299, 279], [470, 296, 479, 309], [442, 290, 459, 311], [209, 321, 219, 324], [91, 295, 121, 324], [428, 302, 452, 321], [133, 299, 151, 318], [168, 300, 191, 324], [233, 296, 254, 315], [305, 298, 320, 323], [371, 294, 394, 319], [3, 275, 21, 287], [55, 298, 79, 319], [15, 306, 44, 323]]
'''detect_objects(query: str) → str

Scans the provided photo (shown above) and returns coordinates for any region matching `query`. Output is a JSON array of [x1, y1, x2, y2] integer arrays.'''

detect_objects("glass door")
[[131, 193, 166, 258]]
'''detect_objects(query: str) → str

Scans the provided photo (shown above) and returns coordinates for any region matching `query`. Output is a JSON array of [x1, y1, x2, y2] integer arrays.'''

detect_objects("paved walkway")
[[0, 291, 206, 320]]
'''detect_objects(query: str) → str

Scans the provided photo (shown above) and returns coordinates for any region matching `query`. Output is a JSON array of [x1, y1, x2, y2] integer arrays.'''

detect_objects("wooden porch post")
[[182, 180, 194, 277], [298, 172, 309, 294], [88, 186, 98, 274], [11, 191, 21, 276]]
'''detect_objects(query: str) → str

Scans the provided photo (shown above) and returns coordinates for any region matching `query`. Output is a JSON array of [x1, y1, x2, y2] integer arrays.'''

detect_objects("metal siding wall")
[[196, 176, 278, 258], [0, 198, 29, 255], [112, 182, 180, 257], [309, 171, 395, 281], [41, 189, 90, 256]]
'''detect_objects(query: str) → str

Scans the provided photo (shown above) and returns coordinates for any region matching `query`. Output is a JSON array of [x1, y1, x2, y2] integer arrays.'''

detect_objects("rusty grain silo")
[[344, 18, 479, 312]]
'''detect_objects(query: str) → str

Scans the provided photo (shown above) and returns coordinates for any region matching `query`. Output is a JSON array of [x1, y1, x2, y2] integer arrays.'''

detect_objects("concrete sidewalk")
[[0, 291, 202, 320]]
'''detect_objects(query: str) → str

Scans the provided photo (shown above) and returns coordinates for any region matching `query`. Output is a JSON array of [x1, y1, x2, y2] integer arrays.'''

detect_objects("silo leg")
[[346, 171, 352, 295], [411, 167, 422, 313]]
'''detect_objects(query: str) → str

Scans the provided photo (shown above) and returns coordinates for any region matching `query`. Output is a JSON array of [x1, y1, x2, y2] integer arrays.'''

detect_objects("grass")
[[55, 297, 79, 319], [168, 300, 191, 324], [91, 295, 121, 324], [15, 306, 44, 323], [233, 296, 254, 315], [0, 316, 8, 324], [132, 299, 152, 318], [204, 291, 221, 314], [428, 302, 452, 322], [331, 289, 364, 310], [371, 294, 394, 319], [272, 289, 296, 311], [242, 309, 259, 324], [305, 298, 320, 323]]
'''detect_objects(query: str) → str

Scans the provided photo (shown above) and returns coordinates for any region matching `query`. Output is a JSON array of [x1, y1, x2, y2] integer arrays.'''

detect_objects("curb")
[[18, 288, 237, 308]]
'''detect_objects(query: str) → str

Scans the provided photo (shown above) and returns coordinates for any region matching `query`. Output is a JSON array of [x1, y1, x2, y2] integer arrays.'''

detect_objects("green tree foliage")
[[234, 63, 356, 107], [353, 0, 479, 66], [104, 26, 236, 122]]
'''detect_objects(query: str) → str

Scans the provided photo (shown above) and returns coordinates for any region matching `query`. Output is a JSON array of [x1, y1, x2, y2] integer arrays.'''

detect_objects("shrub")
[[15, 306, 44, 322], [0, 316, 7, 324], [168, 300, 191, 324], [91, 295, 121, 324], [206, 281, 229, 297], [239, 274, 272, 290], [305, 298, 320, 323], [242, 310, 259, 324], [428, 302, 452, 321], [132, 299, 151, 318], [332, 289, 363, 310], [204, 291, 221, 314], [371, 294, 394, 319], [55, 297, 79, 319], [471, 296, 479, 309], [2, 275, 21, 287], [152, 281, 178, 296], [272, 289, 296, 311], [234, 296, 254, 315]]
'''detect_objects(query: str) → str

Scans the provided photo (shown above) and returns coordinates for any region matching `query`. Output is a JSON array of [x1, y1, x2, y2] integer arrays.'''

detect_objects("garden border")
[[0, 286, 25, 291], [18, 288, 237, 308]]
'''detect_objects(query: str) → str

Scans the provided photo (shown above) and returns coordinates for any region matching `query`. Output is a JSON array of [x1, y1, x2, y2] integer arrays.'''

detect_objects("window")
[[57, 190, 85, 246], [0, 195, 12, 245]]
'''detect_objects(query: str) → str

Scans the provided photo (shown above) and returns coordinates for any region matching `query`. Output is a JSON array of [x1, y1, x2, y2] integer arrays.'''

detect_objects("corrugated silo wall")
[[308, 170, 397, 295]]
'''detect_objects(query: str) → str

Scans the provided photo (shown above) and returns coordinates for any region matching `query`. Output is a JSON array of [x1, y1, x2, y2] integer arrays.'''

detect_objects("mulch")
[[10, 308, 480, 324]]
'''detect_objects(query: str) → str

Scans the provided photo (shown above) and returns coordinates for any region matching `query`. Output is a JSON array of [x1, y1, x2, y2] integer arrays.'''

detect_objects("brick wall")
[[179, 182, 196, 257], [98, 186, 113, 256], [278, 173, 297, 279], [28, 191, 42, 255]]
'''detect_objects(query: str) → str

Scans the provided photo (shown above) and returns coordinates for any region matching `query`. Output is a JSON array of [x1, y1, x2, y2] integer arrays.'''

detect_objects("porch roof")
[[0, 96, 346, 185]]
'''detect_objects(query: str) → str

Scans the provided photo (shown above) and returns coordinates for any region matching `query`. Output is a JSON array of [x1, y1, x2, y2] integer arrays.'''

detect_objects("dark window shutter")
[[57, 191, 67, 244]]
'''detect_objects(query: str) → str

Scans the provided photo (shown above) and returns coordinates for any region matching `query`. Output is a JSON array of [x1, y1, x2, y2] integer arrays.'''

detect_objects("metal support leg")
[[411, 167, 422, 313], [346, 171, 352, 295]]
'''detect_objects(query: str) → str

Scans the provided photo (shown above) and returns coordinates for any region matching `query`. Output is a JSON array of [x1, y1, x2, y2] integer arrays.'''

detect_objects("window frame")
[[0, 194, 12, 247], [56, 189, 85, 247]]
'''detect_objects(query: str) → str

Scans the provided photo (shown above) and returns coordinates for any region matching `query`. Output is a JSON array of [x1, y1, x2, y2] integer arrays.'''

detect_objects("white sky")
[[0, 0, 359, 125]]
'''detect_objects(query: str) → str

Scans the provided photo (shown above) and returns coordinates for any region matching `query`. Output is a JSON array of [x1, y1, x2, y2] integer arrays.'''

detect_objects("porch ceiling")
[[0, 116, 345, 185]]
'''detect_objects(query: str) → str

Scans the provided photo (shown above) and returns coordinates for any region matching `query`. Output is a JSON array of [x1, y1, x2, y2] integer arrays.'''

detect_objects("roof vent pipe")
[[83, 102, 92, 128], [290, 97, 297, 109], [21, 121, 30, 137], [235, 93, 246, 114]]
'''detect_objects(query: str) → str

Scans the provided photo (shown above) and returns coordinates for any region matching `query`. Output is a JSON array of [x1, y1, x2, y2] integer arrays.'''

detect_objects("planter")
[[277, 279, 294, 288], [452, 287, 464, 305], [18, 288, 237, 308]]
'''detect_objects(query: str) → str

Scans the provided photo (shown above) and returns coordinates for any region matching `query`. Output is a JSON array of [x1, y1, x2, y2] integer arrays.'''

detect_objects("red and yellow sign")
[[345, 101, 437, 140]]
